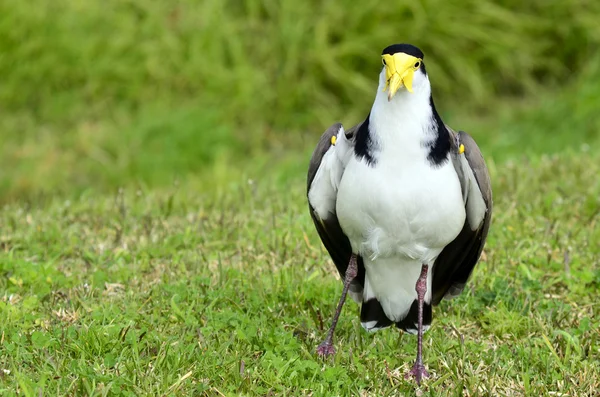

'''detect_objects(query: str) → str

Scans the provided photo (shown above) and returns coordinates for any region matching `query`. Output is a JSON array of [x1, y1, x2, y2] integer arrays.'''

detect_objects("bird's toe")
[[316, 342, 336, 357], [404, 363, 430, 385]]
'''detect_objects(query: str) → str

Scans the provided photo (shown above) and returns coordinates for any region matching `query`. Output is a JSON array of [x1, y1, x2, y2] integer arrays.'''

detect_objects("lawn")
[[1, 145, 599, 395], [1, 0, 600, 395]]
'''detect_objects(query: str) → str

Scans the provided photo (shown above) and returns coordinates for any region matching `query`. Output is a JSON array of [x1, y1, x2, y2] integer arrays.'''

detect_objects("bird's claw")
[[316, 341, 336, 357], [405, 362, 430, 385]]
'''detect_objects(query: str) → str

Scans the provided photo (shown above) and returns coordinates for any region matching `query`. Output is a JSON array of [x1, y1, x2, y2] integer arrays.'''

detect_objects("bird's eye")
[[414, 61, 421, 69]]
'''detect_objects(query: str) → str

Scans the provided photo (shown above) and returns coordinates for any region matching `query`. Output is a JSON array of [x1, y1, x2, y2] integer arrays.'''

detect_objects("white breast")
[[334, 78, 467, 323], [337, 155, 465, 261]]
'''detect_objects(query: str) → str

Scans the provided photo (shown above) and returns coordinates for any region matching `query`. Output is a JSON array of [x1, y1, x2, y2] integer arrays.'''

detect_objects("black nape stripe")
[[381, 44, 424, 59], [426, 96, 451, 166], [354, 114, 378, 166]]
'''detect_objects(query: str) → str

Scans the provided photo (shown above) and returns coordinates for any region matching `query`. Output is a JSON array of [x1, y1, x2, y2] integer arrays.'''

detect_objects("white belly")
[[336, 156, 466, 321]]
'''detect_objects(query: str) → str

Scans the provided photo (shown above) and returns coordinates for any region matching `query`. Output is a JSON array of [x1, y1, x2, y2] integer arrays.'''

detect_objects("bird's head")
[[380, 44, 426, 101]]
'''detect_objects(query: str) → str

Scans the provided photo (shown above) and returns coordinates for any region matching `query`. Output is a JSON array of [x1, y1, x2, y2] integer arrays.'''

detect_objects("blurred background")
[[1, 0, 599, 202]]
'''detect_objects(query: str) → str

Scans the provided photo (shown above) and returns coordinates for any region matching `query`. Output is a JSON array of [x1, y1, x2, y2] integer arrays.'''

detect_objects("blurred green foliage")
[[0, 0, 599, 200]]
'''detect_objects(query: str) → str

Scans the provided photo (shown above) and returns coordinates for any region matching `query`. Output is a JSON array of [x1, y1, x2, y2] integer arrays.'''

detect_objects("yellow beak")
[[382, 53, 421, 100]]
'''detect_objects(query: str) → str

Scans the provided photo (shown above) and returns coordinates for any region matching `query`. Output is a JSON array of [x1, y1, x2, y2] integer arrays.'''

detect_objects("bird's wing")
[[431, 128, 493, 305], [307, 122, 365, 301]]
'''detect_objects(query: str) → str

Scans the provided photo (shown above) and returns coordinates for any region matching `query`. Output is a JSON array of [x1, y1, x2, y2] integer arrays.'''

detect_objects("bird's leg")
[[316, 254, 358, 357], [405, 263, 430, 384]]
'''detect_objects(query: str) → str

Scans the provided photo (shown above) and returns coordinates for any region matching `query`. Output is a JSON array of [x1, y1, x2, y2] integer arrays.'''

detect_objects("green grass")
[[2, 0, 600, 395], [1, 148, 599, 396]]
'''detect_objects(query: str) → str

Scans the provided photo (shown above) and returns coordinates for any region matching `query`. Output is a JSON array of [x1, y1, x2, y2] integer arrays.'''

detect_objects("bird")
[[306, 43, 492, 384]]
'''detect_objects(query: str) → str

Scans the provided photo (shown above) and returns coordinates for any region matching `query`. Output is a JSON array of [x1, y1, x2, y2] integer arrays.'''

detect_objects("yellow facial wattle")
[[382, 53, 422, 100]]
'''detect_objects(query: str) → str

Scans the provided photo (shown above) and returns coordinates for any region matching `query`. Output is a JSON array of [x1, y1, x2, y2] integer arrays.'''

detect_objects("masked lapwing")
[[307, 43, 492, 383]]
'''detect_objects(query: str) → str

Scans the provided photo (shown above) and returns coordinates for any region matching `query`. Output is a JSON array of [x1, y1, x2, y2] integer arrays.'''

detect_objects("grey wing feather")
[[431, 128, 493, 305], [307, 123, 340, 191], [307, 122, 365, 294], [306, 122, 360, 190]]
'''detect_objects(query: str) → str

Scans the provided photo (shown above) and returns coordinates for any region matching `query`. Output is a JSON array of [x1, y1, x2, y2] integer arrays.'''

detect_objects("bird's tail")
[[360, 298, 432, 334], [394, 299, 432, 334], [360, 298, 393, 332]]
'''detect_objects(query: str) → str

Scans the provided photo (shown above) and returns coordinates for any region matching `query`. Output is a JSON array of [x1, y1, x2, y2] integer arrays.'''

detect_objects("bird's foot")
[[405, 362, 429, 385], [316, 341, 335, 357]]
